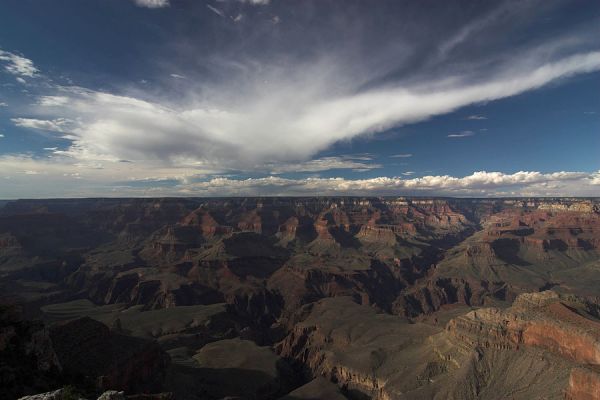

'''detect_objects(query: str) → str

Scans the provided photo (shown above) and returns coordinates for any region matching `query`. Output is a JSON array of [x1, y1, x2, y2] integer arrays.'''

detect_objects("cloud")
[[0, 49, 38, 77], [0, 102, 7, 107], [177, 171, 596, 197], [4, 3, 600, 198], [448, 130, 475, 138], [207, 5, 226, 17], [244, 0, 270, 4], [12, 117, 74, 133], [466, 114, 487, 120], [170, 73, 186, 79], [0, 134, 4, 138], [133, 0, 169, 8], [230, 0, 270, 5], [37, 96, 69, 107], [267, 156, 382, 174], [12, 50, 600, 175], [1, 156, 595, 198]]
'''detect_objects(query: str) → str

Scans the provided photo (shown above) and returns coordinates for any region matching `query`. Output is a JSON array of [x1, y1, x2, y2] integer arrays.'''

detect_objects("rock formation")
[[1, 197, 599, 399]]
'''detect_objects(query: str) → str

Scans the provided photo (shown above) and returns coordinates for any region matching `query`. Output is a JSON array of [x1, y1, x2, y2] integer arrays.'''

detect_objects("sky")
[[0, 0, 599, 198]]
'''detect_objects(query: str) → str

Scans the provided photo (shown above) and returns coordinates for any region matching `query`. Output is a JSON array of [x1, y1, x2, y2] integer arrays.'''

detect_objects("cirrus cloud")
[[133, 0, 169, 8], [0, 49, 38, 77], [11, 50, 600, 173]]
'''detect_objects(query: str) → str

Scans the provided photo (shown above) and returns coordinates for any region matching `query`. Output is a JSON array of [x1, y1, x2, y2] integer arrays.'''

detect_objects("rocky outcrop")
[[356, 225, 397, 245], [2, 198, 600, 399], [18, 389, 173, 400], [448, 292, 600, 398], [276, 217, 298, 245], [447, 291, 600, 365], [49, 317, 170, 394], [17, 389, 66, 400], [181, 208, 232, 238], [0, 305, 63, 399], [565, 367, 600, 400]]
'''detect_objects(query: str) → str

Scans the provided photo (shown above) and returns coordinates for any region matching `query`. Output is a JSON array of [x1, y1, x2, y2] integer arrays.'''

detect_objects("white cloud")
[[233, 0, 270, 5], [0, 134, 4, 138], [170, 73, 186, 79], [448, 130, 475, 138], [0, 49, 38, 77], [0, 153, 596, 198], [390, 153, 412, 158], [37, 96, 69, 106], [207, 5, 225, 17], [267, 156, 381, 174], [12, 117, 74, 133], [16, 77, 27, 84], [0, 102, 7, 107], [133, 0, 169, 8], [176, 171, 595, 197], [12, 51, 600, 175], [466, 114, 487, 120]]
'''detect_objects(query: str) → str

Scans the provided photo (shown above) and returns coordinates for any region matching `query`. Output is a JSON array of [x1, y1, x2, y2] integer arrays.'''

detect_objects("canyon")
[[1, 197, 599, 399]]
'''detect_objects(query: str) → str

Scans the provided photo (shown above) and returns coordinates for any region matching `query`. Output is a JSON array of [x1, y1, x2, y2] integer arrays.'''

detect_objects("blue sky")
[[0, 0, 599, 198]]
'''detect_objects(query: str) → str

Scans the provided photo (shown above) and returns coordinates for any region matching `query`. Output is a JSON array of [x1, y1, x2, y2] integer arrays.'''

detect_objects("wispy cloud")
[[133, 0, 169, 8], [238, 0, 270, 5], [3, 2, 600, 198], [0, 102, 7, 107], [12, 51, 600, 174], [37, 96, 69, 107], [465, 114, 487, 120], [207, 4, 226, 17], [12, 117, 74, 133], [448, 130, 475, 138], [267, 156, 381, 174], [0, 49, 38, 77]]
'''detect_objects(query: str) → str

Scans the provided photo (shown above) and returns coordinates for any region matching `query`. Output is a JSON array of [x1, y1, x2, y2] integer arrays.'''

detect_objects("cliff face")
[[447, 291, 600, 399], [395, 203, 600, 318], [2, 198, 600, 399], [49, 317, 170, 394], [276, 294, 579, 400], [0, 305, 63, 399], [566, 367, 600, 400]]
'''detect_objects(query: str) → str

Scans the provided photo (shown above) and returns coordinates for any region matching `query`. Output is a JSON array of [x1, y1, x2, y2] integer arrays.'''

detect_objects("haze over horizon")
[[0, 0, 599, 198]]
